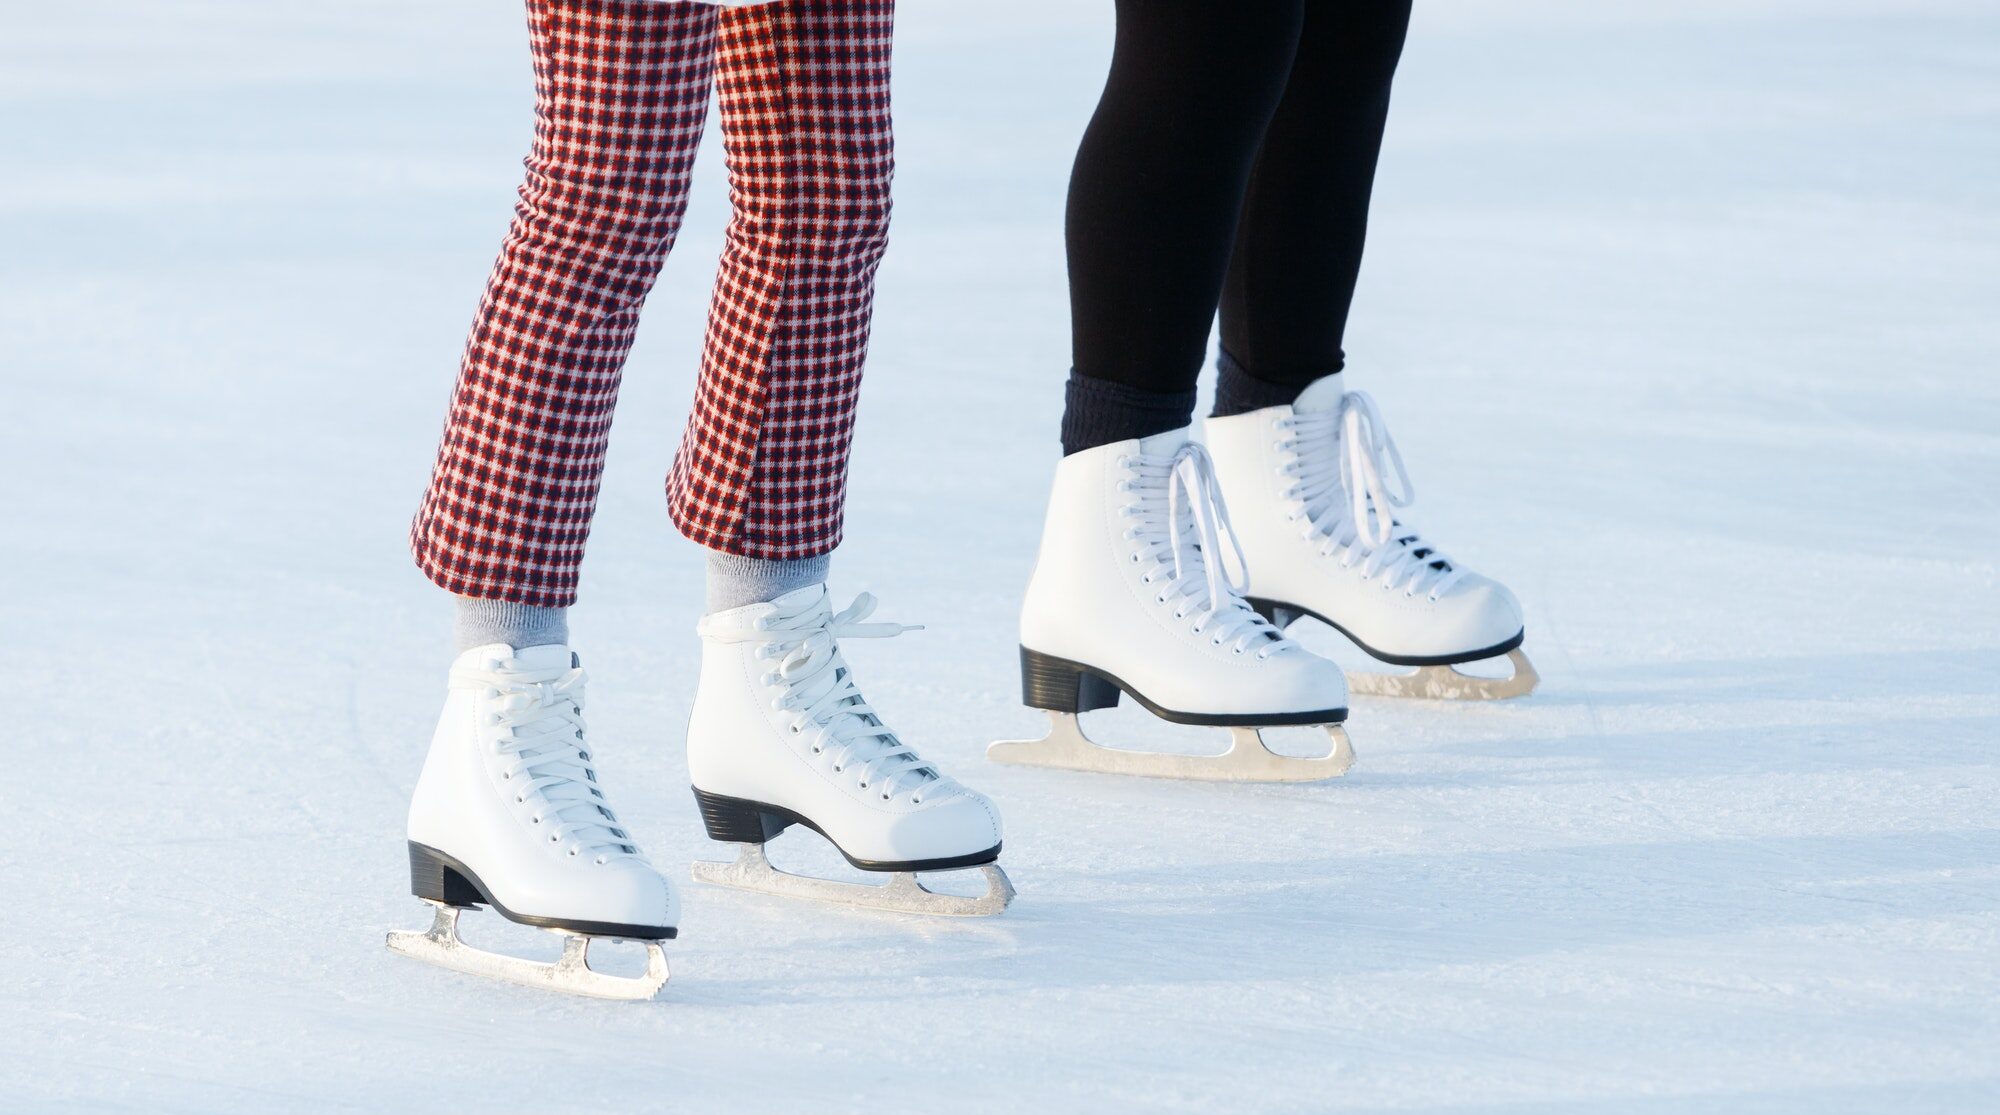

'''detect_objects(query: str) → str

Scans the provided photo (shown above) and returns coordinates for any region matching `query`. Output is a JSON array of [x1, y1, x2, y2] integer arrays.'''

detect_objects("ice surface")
[[3, 1, 1996, 1111]]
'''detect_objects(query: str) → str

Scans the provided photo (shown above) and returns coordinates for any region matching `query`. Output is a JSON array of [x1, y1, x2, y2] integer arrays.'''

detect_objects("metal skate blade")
[[385, 900, 669, 1001], [692, 843, 1014, 917], [987, 712, 1354, 783], [1346, 647, 1539, 701]]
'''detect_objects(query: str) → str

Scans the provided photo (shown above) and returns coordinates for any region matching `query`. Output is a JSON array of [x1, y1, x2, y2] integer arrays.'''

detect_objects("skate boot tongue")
[[506, 643, 575, 670], [1291, 372, 1347, 414], [1136, 427, 1189, 459]]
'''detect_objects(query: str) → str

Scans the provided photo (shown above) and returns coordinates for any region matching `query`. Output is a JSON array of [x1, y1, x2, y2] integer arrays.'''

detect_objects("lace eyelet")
[[532, 817, 540, 824], [859, 781, 868, 789], [568, 849, 577, 856], [502, 772, 510, 780], [912, 796, 922, 804], [833, 765, 843, 773]]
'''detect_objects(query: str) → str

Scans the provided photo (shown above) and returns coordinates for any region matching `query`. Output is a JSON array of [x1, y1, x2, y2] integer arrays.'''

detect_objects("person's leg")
[[1060, 0, 1306, 453], [412, 0, 719, 647], [393, 1, 717, 987], [1213, 0, 1413, 414], [665, 0, 896, 610]]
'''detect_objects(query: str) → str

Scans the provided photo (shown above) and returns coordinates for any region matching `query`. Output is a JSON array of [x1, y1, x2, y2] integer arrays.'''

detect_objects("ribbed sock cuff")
[[1060, 370, 1197, 456], [706, 550, 831, 613], [1211, 349, 1328, 418], [455, 596, 569, 653]]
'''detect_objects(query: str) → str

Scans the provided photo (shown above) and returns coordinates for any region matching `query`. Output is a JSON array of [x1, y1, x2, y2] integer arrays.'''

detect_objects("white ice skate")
[[687, 586, 1013, 917], [386, 644, 677, 1000], [992, 427, 1354, 782], [1205, 373, 1537, 700]]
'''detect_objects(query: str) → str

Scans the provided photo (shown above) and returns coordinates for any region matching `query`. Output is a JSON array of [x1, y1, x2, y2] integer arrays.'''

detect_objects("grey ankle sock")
[[706, 550, 831, 613], [455, 596, 569, 653]]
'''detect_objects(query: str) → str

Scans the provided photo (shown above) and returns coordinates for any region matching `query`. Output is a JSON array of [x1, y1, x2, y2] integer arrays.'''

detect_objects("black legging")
[[1064, 0, 1413, 433]]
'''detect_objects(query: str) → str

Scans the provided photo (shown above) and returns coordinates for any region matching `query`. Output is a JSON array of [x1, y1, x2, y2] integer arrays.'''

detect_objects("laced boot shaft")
[[1276, 390, 1465, 602], [1117, 440, 1294, 659], [451, 650, 644, 866], [699, 591, 966, 808]]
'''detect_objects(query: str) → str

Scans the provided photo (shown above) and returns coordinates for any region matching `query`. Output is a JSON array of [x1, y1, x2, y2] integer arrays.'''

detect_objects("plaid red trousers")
[[413, 0, 895, 608]]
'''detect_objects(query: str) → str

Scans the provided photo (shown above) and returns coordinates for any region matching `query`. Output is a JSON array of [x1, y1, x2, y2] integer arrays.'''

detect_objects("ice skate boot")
[[387, 644, 676, 1000], [1205, 373, 1537, 700], [687, 586, 1013, 917], [992, 427, 1354, 782]]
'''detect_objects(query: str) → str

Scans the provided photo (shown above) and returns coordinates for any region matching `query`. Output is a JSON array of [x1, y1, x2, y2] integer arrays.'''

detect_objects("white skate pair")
[[991, 371, 1534, 784], [388, 588, 1010, 1000]]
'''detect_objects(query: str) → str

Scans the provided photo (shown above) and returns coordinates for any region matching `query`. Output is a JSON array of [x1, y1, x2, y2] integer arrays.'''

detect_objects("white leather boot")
[[686, 586, 1013, 916], [387, 643, 676, 1000], [990, 427, 1354, 782], [1204, 373, 1537, 699]]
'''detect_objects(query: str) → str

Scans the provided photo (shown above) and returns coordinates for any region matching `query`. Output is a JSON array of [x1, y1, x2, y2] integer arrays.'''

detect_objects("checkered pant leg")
[[412, 0, 719, 607], [664, 0, 897, 560]]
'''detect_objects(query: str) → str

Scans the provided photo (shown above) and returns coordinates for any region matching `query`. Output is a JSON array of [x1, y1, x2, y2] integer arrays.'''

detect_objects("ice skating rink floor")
[[4, 2, 1996, 1111]]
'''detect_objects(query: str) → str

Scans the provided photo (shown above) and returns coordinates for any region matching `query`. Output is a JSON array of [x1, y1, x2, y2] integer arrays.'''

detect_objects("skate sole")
[[995, 647, 1354, 782], [689, 788, 1014, 916], [1246, 597, 1524, 668], [1247, 598, 1537, 700], [1016, 646, 1349, 725], [406, 841, 677, 941], [689, 787, 1003, 873]]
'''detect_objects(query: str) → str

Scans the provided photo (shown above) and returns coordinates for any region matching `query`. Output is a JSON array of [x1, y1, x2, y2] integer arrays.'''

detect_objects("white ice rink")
[[3, 1, 1997, 1111]]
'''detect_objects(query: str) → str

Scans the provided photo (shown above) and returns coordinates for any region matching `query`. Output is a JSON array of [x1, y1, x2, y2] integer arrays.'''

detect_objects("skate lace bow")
[[713, 592, 963, 802], [1122, 443, 1291, 658], [1279, 391, 1465, 597], [458, 657, 638, 863]]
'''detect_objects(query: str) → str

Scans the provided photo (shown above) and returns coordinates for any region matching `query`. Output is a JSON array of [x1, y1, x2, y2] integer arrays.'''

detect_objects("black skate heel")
[[692, 787, 793, 844], [407, 841, 485, 908], [1020, 647, 1122, 714], [1247, 597, 1303, 630]]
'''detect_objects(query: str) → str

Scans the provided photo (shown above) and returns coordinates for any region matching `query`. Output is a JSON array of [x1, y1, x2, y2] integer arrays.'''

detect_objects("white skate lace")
[[1119, 442, 1293, 658], [1276, 390, 1466, 599], [455, 656, 641, 864], [710, 592, 965, 805]]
